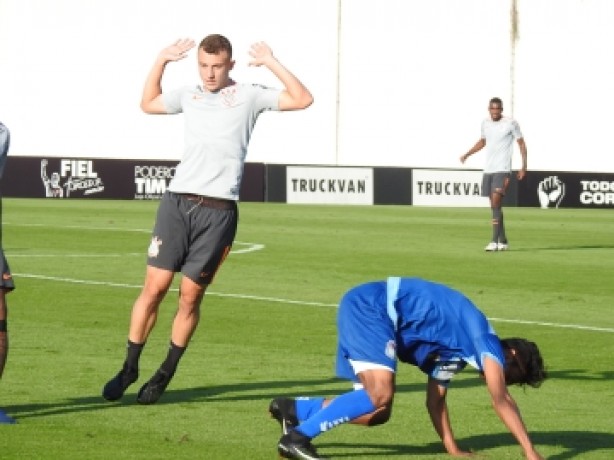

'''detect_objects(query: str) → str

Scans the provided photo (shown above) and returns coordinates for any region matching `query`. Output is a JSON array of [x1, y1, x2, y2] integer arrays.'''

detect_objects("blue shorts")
[[335, 282, 396, 382]]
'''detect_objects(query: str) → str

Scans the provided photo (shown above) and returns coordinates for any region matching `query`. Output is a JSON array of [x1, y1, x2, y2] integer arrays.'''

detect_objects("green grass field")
[[1, 198, 613, 459]]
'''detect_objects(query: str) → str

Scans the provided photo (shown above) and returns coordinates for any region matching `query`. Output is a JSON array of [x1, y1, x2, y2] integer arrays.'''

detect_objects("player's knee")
[[178, 287, 205, 309], [367, 405, 392, 426], [366, 386, 394, 410]]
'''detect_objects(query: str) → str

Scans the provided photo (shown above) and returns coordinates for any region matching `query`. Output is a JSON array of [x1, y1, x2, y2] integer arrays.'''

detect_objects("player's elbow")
[[300, 91, 314, 109], [140, 99, 167, 114], [279, 91, 314, 111]]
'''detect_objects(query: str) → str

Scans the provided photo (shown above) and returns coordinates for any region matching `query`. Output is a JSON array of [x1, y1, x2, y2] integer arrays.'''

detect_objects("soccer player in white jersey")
[[460, 97, 528, 251], [102, 35, 312, 404], [270, 278, 546, 460]]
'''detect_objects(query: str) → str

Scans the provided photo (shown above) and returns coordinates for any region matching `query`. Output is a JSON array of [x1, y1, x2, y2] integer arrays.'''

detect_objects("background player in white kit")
[[460, 97, 528, 251]]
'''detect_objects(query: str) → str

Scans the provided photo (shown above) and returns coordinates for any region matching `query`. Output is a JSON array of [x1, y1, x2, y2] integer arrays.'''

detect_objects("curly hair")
[[500, 338, 547, 388]]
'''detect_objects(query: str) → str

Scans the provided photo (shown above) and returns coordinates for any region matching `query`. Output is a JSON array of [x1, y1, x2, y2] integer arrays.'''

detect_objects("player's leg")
[[136, 197, 237, 405], [276, 282, 394, 459], [102, 266, 174, 401], [103, 192, 190, 401], [0, 251, 16, 423], [482, 174, 499, 251], [489, 191, 502, 244], [491, 173, 511, 250], [170, 276, 206, 346], [276, 369, 393, 460], [128, 266, 175, 342], [270, 367, 394, 436], [0, 250, 14, 380], [136, 275, 206, 404], [0, 291, 7, 380]]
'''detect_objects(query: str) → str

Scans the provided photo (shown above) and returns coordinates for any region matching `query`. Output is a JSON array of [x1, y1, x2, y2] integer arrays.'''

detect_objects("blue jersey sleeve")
[[474, 333, 505, 369]]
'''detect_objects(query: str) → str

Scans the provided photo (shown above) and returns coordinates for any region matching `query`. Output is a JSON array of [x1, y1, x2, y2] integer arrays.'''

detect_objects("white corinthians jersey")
[[480, 116, 523, 173]]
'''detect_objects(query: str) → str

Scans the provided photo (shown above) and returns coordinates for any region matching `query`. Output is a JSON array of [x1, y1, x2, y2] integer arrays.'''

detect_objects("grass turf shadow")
[[318, 430, 614, 458]]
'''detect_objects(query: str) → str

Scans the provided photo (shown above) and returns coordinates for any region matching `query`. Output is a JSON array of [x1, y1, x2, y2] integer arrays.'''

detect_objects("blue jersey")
[[336, 277, 504, 384]]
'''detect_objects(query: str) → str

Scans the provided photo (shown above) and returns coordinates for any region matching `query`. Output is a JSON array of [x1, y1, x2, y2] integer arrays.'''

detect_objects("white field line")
[[3, 222, 264, 254], [13, 273, 614, 334], [7, 243, 263, 257]]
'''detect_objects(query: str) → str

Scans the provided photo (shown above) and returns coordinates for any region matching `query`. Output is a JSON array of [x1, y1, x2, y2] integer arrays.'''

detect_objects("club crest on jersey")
[[148, 236, 162, 258], [221, 86, 237, 107], [385, 340, 396, 360]]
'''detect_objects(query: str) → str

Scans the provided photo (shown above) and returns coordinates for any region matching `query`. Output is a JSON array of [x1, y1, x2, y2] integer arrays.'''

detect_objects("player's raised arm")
[[248, 41, 313, 111], [140, 39, 196, 114]]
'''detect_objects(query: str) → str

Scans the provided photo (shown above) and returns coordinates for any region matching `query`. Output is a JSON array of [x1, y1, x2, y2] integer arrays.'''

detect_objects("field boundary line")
[[14, 273, 614, 333]]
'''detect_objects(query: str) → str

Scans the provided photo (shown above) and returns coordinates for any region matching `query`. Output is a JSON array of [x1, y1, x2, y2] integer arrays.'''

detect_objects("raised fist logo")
[[538, 176, 566, 209]]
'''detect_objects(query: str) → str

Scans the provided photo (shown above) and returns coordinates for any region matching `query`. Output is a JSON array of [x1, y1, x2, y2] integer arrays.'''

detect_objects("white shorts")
[[348, 359, 395, 390]]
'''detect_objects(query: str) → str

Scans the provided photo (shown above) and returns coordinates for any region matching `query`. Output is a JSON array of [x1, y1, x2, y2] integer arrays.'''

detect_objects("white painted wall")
[[1, 0, 613, 172], [514, 0, 614, 173]]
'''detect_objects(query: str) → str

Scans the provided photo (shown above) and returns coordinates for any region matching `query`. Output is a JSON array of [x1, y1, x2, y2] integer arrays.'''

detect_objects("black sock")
[[499, 211, 507, 243], [124, 340, 145, 373], [491, 208, 502, 242], [160, 341, 186, 375]]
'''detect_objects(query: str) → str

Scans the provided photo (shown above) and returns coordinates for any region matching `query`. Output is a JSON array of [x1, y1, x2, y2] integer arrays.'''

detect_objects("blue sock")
[[295, 397, 325, 421], [295, 389, 376, 439]]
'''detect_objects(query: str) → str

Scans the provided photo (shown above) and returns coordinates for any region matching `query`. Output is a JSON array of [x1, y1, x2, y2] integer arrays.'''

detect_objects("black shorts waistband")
[[177, 193, 236, 210]]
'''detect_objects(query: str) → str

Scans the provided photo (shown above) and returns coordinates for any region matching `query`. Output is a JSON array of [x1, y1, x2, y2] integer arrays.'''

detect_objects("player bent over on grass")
[[269, 277, 547, 459], [102, 34, 312, 405]]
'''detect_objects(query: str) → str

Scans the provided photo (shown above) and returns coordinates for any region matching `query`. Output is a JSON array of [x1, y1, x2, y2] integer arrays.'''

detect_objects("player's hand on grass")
[[445, 444, 477, 457], [523, 449, 545, 460], [158, 38, 196, 63]]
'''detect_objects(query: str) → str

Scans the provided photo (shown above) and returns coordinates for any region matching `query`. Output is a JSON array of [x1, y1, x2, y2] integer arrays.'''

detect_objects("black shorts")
[[0, 249, 14, 292], [481, 172, 511, 197], [147, 192, 238, 285]]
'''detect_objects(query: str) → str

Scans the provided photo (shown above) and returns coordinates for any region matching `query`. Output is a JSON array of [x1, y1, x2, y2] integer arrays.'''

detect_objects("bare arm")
[[460, 139, 486, 164], [140, 39, 196, 114], [248, 42, 313, 111], [482, 357, 544, 460], [516, 137, 528, 180], [426, 378, 473, 457]]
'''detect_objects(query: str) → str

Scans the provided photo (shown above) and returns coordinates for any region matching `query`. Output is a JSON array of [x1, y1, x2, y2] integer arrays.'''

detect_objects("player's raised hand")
[[158, 38, 196, 63], [248, 41, 274, 67]]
